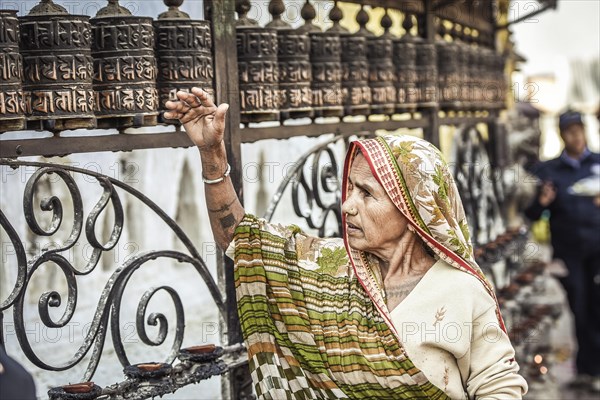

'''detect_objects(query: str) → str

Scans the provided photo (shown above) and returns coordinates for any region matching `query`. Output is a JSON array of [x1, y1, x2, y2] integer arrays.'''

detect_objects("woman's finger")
[[175, 91, 202, 108], [191, 87, 216, 108], [213, 103, 230, 134], [166, 99, 191, 114], [163, 110, 181, 120]]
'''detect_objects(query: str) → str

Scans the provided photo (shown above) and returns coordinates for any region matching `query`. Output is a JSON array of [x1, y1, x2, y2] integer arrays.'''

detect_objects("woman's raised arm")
[[164, 87, 245, 250]]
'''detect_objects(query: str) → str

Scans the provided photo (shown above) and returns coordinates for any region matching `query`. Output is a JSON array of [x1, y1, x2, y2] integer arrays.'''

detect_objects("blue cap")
[[559, 110, 584, 131]]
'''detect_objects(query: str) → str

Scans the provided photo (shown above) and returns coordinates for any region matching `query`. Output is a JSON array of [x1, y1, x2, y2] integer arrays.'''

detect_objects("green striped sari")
[[234, 216, 448, 399]]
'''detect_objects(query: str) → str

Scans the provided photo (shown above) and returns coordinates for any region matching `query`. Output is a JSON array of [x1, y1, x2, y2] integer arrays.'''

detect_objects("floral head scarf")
[[342, 135, 505, 332]]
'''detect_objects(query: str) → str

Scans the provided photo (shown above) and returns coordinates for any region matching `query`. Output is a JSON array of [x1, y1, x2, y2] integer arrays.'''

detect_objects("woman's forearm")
[[199, 142, 245, 250]]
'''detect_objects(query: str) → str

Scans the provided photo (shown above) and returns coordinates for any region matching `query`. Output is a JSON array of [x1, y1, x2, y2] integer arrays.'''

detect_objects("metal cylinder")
[[367, 33, 395, 115], [0, 9, 25, 132], [466, 44, 479, 108], [19, 1, 96, 131], [275, 27, 312, 120], [155, 7, 213, 124], [456, 41, 469, 108], [91, 3, 158, 129], [237, 25, 280, 124], [394, 35, 418, 112], [415, 39, 437, 108], [436, 39, 460, 110], [339, 33, 370, 116], [309, 30, 343, 118]]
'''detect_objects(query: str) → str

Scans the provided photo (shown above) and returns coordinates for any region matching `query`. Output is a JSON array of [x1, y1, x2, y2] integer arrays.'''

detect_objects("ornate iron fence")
[[0, 158, 247, 399]]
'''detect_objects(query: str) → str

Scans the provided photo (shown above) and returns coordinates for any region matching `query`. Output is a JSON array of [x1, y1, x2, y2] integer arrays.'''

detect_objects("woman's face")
[[341, 153, 409, 258]]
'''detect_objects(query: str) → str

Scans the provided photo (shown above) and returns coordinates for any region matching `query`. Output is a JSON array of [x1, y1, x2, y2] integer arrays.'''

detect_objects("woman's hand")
[[164, 87, 230, 150]]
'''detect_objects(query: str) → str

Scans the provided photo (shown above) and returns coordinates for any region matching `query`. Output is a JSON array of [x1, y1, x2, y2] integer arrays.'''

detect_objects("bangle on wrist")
[[202, 163, 231, 185]]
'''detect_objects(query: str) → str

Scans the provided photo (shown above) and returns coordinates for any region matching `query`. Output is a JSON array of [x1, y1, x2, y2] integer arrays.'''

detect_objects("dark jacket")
[[525, 150, 600, 255], [0, 345, 37, 400]]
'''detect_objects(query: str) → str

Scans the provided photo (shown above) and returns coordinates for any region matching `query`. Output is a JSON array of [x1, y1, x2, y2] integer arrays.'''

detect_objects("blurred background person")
[[0, 345, 37, 400], [525, 110, 600, 393]]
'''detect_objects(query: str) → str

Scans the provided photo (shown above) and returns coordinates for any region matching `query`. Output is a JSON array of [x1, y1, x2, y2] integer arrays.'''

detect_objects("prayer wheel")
[[236, 0, 279, 124], [366, 9, 395, 115], [266, 0, 312, 121], [394, 15, 418, 112], [415, 38, 438, 108], [0, 9, 25, 132], [20, 0, 96, 131], [91, 0, 158, 129], [155, 0, 214, 124], [299, 0, 342, 119], [453, 25, 469, 108], [436, 23, 460, 110], [331, 4, 370, 116], [465, 41, 479, 109]]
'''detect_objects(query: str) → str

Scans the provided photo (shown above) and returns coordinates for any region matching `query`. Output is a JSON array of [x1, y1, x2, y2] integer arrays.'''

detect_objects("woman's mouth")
[[346, 221, 361, 233]]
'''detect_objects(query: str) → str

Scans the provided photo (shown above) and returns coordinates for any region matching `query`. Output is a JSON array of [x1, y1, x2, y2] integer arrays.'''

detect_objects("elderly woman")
[[165, 88, 528, 399]]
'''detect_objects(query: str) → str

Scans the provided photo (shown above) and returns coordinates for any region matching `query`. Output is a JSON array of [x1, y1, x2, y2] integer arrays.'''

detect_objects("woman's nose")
[[341, 196, 355, 215]]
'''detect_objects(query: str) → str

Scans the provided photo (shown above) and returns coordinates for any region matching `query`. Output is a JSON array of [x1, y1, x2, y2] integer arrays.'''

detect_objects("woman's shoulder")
[[428, 259, 496, 315], [239, 215, 350, 277], [296, 234, 349, 277]]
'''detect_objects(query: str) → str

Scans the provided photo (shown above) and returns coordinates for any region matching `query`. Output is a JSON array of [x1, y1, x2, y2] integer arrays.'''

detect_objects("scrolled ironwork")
[[23, 167, 84, 250], [450, 125, 505, 246], [264, 135, 349, 237], [86, 177, 123, 254], [0, 158, 226, 386], [0, 211, 27, 312]]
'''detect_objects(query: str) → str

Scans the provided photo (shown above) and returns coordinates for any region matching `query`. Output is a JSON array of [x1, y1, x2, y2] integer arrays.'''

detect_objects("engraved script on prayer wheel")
[[0, 9, 25, 132], [469, 44, 483, 108], [276, 29, 312, 120], [436, 23, 460, 110], [330, 4, 370, 117], [297, 0, 342, 118], [236, 0, 279, 124], [307, 30, 343, 118], [393, 23, 418, 112], [415, 38, 437, 108], [155, 0, 213, 124], [19, 0, 96, 131], [91, 0, 158, 129], [366, 10, 395, 115], [266, 0, 312, 121], [455, 33, 469, 108]]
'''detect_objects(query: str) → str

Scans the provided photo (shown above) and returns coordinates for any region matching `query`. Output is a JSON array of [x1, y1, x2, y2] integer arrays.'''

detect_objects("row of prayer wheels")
[[0, 0, 213, 133], [0, 0, 508, 132], [236, 0, 508, 124]]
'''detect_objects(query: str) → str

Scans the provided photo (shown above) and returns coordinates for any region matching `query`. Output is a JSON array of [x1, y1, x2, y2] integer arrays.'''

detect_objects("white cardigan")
[[390, 260, 528, 399]]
